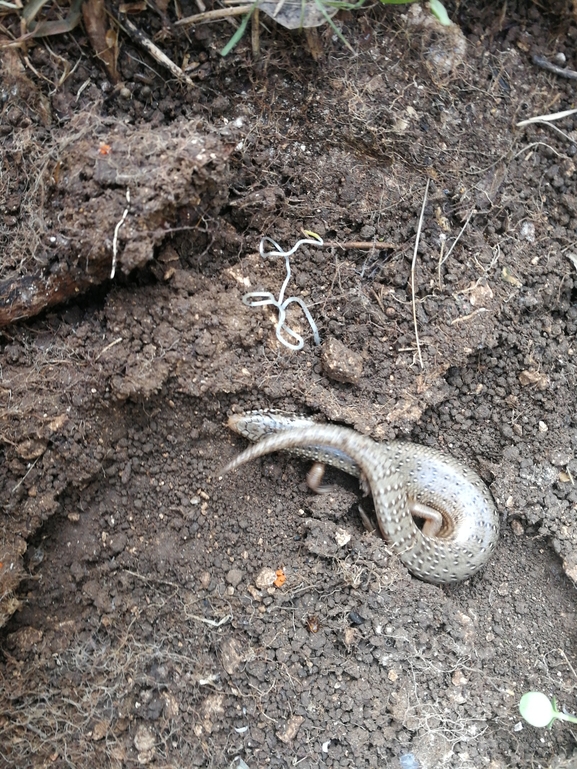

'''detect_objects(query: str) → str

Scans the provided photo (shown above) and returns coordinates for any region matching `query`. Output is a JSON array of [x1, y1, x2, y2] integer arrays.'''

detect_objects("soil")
[[2, 1, 577, 767]]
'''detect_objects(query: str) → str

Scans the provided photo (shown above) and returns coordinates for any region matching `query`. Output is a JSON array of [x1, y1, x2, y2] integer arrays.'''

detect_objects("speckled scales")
[[224, 414, 499, 585]]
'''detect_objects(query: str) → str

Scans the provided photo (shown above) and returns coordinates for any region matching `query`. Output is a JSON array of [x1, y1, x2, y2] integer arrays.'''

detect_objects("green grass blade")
[[429, 0, 451, 25], [220, 2, 257, 56], [312, 0, 355, 53]]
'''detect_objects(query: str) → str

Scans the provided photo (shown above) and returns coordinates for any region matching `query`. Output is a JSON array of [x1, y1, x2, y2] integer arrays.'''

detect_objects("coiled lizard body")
[[223, 411, 499, 585]]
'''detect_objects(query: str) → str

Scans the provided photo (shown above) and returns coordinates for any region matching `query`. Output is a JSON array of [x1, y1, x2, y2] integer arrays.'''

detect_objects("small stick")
[[532, 54, 577, 81], [272, 0, 287, 16], [12, 456, 40, 493], [124, 569, 184, 589], [251, 6, 260, 58], [323, 240, 395, 250], [411, 179, 430, 370], [516, 119, 575, 144], [450, 308, 488, 325], [175, 4, 252, 26], [517, 106, 577, 127], [558, 648, 577, 679], [111, 189, 130, 279], [188, 613, 232, 627], [121, 15, 195, 85], [510, 141, 562, 161], [95, 337, 123, 361]]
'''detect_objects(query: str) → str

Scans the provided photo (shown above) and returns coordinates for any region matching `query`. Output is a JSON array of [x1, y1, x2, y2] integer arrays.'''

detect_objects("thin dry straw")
[[411, 179, 430, 370]]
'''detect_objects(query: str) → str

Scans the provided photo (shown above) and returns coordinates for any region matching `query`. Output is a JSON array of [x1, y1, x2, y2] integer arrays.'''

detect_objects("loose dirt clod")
[[0, 111, 234, 326], [321, 336, 364, 383]]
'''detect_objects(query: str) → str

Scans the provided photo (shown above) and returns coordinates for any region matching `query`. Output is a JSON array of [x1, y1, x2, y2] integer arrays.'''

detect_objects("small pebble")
[[321, 337, 363, 384], [255, 567, 277, 589], [92, 721, 108, 741], [343, 627, 358, 646], [134, 724, 155, 750], [511, 519, 524, 536], [108, 533, 127, 555], [549, 449, 573, 467], [519, 221, 535, 243], [451, 670, 467, 686], [226, 568, 243, 588], [28, 547, 44, 567], [276, 715, 304, 744]]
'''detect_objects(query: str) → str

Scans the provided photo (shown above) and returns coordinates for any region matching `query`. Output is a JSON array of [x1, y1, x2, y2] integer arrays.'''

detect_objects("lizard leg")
[[409, 501, 443, 537]]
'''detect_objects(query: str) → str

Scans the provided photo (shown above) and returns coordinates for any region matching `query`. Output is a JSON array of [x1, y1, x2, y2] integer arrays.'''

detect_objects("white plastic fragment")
[[242, 233, 323, 351], [231, 759, 250, 769]]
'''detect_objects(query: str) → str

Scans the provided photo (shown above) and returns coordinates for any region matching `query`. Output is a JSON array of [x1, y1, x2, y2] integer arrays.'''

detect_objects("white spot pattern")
[[225, 412, 499, 585]]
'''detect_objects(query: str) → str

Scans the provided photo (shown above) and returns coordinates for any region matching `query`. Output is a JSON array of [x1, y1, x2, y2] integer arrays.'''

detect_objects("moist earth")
[[1, 1, 577, 767]]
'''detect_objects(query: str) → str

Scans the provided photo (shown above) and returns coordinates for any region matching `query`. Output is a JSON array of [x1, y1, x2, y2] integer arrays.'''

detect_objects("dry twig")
[[175, 4, 252, 26], [120, 15, 195, 85], [516, 106, 577, 127], [110, 189, 130, 280], [411, 179, 429, 370], [532, 54, 577, 81]]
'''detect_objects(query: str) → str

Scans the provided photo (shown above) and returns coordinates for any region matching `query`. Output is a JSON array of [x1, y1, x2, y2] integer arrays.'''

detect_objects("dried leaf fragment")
[[502, 267, 523, 287], [82, 0, 119, 83], [276, 715, 304, 744], [25, 0, 83, 37], [518, 370, 549, 390]]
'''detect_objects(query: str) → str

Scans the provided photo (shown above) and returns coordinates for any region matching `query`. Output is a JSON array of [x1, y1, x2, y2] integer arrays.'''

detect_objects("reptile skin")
[[223, 412, 499, 585]]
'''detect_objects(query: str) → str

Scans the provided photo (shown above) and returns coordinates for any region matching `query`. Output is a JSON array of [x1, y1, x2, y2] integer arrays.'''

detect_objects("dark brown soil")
[[2, 1, 577, 767]]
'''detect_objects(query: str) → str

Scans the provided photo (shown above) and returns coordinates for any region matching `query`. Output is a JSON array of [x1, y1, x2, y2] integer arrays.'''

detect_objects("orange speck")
[[273, 569, 286, 587], [99, 143, 112, 155]]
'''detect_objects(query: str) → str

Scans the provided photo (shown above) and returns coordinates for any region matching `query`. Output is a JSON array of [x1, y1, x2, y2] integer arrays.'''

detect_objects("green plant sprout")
[[220, 3, 258, 56], [428, 0, 451, 25], [519, 692, 577, 728], [378, 0, 451, 26]]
